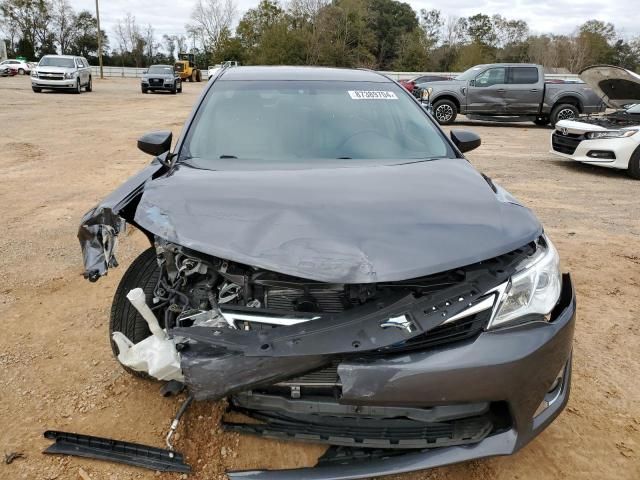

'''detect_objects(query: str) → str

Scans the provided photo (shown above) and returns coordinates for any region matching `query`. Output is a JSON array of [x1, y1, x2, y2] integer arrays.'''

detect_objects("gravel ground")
[[0, 75, 638, 480]]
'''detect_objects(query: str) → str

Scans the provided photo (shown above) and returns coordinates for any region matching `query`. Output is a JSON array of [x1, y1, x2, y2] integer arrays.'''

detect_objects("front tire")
[[196, 70, 201, 82], [32, 86, 41, 93], [177, 81, 182, 93], [74, 79, 82, 94], [628, 147, 640, 180], [85, 76, 92, 92], [110, 247, 162, 379], [18, 68, 25, 75], [432, 99, 458, 125], [550, 104, 578, 127]]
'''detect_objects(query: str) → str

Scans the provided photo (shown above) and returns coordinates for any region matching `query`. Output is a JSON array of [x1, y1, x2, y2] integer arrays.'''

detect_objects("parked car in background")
[[207, 60, 239, 80], [0, 58, 32, 75], [0, 64, 17, 77], [31, 55, 92, 93], [79, 66, 575, 480], [551, 65, 640, 179], [399, 74, 451, 97], [425, 63, 604, 126], [141, 65, 182, 94]]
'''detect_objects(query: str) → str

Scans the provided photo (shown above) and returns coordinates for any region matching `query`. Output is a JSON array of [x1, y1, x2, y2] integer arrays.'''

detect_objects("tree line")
[[2, 0, 639, 73]]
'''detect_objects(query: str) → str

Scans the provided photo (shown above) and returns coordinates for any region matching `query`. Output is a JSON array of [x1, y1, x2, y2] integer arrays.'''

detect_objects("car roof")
[[219, 66, 391, 82], [149, 64, 173, 68], [41, 55, 80, 59]]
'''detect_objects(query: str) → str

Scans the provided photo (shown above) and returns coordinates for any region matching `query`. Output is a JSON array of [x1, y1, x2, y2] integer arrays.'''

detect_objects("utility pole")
[[95, 0, 104, 79]]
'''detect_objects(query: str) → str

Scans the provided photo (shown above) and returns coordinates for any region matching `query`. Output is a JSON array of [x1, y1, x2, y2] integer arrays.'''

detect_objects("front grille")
[[38, 73, 64, 80], [223, 412, 493, 449], [552, 132, 583, 155], [149, 78, 163, 85], [266, 287, 345, 313]]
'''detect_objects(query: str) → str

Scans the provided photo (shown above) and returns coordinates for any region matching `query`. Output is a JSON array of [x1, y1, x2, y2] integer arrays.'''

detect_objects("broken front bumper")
[[223, 274, 575, 479]]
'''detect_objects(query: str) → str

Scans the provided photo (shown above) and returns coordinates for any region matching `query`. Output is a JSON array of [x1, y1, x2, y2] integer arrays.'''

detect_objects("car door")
[[465, 67, 508, 113], [505, 66, 542, 113]]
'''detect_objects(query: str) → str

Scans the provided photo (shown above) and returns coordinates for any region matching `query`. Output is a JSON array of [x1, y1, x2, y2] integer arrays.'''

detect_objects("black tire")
[[32, 87, 41, 93], [18, 68, 25, 75], [74, 79, 81, 94], [188, 72, 194, 82], [533, 117, 550, 127], [196, 70, 201, 82], [550, 103, 578, 127], [109, 247, 162, 378], [177, 81, 182, 93], [628, 147, 640, 180], [171, 83, 177, 94], [432, 99, 458, 125], [85, 76, 92, 92], [141, 87, 148, 94]]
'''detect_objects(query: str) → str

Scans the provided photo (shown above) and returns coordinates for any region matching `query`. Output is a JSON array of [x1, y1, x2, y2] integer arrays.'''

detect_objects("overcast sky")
[[71, 0, 639, 41]]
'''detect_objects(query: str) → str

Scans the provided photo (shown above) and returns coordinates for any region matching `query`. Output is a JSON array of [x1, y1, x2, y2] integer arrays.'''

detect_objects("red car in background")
[[0, 64, 18, 77], [399, 74, 452, 96]]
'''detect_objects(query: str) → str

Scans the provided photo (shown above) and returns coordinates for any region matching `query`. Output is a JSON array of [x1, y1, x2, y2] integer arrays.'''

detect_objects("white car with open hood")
[[551, 65, 640, 179]]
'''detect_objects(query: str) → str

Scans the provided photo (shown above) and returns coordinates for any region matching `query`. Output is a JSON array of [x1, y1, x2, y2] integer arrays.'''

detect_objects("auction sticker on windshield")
[[348, 90, 398, 100]]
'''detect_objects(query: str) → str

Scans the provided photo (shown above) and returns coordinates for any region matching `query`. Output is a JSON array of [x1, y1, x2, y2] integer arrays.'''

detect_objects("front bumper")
[[226, 273, 576, 479], [32, 78, 77, 89], [550, 133, 639, 170], [142, 81, 176, 91]]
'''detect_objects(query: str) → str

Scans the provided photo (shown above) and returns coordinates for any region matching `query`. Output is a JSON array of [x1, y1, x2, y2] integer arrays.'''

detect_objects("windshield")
[[455, 66, 485, 81], [180, 80, 452, 166], [39, 57, 75, 68], [148, 66, 173, 74]]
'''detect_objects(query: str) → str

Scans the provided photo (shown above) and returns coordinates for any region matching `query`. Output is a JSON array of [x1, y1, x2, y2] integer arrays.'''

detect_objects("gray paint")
[[134, 159, 542, 283]]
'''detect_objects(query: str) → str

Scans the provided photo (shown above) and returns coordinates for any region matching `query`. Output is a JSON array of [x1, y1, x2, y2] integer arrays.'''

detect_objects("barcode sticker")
[[348, 90, 398, 100]]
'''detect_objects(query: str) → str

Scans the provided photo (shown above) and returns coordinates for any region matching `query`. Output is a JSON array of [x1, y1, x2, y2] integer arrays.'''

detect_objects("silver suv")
[[31, 55, 92, 93]]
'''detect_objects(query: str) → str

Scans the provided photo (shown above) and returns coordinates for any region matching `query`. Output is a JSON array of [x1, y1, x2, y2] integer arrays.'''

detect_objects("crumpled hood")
[[580, 65, 640, 108], [134, 159, 542, 283]]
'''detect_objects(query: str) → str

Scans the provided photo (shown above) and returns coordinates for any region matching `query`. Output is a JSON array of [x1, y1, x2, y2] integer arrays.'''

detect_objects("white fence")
[[90, 66, 581, 83]]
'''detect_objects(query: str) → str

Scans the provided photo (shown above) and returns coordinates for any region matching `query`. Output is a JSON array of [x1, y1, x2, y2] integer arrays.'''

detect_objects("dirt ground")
[[0, 75, 638, 480]]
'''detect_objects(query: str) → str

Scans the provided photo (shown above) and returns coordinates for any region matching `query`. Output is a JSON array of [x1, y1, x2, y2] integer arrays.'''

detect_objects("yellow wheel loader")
[[174, 53, 201, 82]]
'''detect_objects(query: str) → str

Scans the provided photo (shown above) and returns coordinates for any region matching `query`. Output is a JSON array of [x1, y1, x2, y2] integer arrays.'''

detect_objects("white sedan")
[[550, 65, 640, 179], [0, 58, 32, 75]]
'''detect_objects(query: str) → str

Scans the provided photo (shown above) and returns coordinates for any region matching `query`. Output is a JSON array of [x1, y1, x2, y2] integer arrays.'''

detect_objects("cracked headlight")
[[488, 236, 562, 329], [586, 130, 637, 139]]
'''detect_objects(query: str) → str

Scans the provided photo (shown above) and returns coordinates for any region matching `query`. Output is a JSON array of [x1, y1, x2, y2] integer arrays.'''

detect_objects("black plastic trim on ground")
[[42, 430, 191, 473]]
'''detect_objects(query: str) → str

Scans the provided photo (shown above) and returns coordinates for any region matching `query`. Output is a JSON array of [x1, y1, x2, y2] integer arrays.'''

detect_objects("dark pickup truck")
[[422, 63, 605, 126]]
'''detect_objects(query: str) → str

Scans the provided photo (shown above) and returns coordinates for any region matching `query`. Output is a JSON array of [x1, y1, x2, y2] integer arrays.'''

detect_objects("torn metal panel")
[[133, 159, 542, 284], [78, 161, 165, 281]]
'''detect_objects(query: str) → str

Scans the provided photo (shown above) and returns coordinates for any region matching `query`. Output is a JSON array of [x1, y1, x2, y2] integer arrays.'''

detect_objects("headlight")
[[31, 71, 38, 78], [64, 72, 76, 79], [586, 130, 637, 139], [488, 236, 562, 329]]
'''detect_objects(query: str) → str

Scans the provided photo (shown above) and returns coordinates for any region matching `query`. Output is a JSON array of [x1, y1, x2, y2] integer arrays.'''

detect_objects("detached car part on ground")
[[551, 65, 640, 179], [78, 67, 576, 479]]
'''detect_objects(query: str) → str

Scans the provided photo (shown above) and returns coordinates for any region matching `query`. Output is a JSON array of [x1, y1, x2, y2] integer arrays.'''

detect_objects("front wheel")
[[110, 247, 162, 379], [74, 79, 82, 94], [177, 81, 182, 93], [85, 76, 92, 92], [628, 147, 640, 180], [32, 86, 41, 93], [196, 70, 201, 82], [18, 68, 25, 75], [550, 104, 578, 127], [432, 99, 458, 125]]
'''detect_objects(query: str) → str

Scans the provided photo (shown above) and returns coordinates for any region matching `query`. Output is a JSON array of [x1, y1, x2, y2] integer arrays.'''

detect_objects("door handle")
[[496, 89, 506, 93], [530, 89, 539, 92]]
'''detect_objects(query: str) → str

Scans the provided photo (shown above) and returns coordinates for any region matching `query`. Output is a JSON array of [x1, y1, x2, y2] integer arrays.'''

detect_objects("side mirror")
[[138, 131, 172, 156], [469, 80, 475, 87], [450, 130, 481, 154]]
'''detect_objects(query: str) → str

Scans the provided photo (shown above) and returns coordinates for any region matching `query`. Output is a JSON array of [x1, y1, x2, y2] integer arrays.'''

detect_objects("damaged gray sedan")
[[78, 67, 576, 479]]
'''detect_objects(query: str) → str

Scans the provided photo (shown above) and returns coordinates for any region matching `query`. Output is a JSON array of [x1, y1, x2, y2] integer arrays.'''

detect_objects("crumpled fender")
[[78, 161, 166, 281]]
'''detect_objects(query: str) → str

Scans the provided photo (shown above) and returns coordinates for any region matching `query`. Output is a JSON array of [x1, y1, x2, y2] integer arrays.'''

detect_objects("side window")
[[509, 67, 539, 84], [474, 68, 506, 87], [82, 59, 89, 68]]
